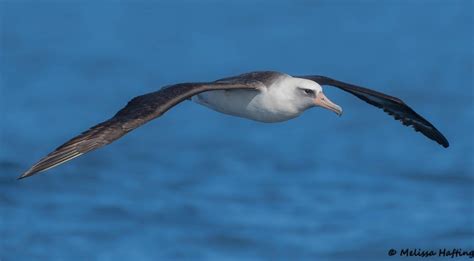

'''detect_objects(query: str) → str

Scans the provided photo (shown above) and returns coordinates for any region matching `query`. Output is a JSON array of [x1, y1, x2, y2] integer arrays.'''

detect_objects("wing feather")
[[19, 80, 261, 179], [298, 75, 449, 148]]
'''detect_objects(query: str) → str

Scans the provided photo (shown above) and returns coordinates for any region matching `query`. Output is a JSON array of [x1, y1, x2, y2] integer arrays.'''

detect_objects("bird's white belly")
[[192, 90, 301, 123]]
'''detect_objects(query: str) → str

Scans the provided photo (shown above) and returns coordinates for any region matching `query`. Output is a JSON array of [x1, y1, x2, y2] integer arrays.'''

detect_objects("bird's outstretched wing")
[[19, 79, 263, 179], [298, 75, 449, 148]]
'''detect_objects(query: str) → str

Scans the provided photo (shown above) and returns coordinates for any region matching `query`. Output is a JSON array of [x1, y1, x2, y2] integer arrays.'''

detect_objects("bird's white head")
[[288, 77, 343, 116]]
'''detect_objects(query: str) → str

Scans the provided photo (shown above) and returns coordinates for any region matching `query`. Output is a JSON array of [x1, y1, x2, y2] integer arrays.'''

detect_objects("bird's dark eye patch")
[[303, 89, 315, 96]]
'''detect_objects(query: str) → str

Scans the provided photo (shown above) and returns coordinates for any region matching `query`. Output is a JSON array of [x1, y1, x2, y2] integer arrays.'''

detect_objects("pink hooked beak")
[[314, 92, 343, 116]]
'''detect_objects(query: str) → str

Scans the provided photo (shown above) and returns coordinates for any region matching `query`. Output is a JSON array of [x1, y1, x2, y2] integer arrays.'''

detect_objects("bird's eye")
[[303, 89, 315, 95]]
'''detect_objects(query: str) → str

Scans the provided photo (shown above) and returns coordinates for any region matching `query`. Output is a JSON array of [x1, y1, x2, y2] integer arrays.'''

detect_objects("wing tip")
[[432, 128, 449, 148], [18, 162, 50, 179], [17, 151, 84, 180], [17, 169, 37, 180], [440, 138, 450, 148]]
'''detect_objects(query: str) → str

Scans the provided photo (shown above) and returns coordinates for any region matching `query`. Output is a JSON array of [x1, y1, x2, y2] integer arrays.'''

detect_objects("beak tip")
[[314, 93, 343, 117], [335, 106, 343, 117]]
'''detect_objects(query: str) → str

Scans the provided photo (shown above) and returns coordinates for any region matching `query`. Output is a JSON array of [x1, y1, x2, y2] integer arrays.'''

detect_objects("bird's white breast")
[[191, 76, 303, 123]]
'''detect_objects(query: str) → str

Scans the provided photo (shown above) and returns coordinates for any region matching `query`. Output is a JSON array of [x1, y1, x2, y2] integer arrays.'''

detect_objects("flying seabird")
[[18, 71, 449, 179]]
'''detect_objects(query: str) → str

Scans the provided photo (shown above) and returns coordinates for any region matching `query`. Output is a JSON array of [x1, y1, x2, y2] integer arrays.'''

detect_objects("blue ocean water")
[[1, 1, 473, 260]]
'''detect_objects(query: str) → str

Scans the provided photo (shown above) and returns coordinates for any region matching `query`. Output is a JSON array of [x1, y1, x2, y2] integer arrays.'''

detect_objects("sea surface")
[[1, 1, 473, 260]]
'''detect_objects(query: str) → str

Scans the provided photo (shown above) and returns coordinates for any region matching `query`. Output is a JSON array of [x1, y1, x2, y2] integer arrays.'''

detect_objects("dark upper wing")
[[19, 80, 262, 179], [298, 75, 449, 148]]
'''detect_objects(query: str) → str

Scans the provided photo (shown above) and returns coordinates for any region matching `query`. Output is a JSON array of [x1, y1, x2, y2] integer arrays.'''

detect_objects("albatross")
[[19, 71, 449, 179]]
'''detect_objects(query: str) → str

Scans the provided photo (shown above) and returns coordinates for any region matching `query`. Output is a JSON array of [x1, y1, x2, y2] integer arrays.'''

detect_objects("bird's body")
[[192, 73, 310, 122], [18, 71, 449, 179]]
